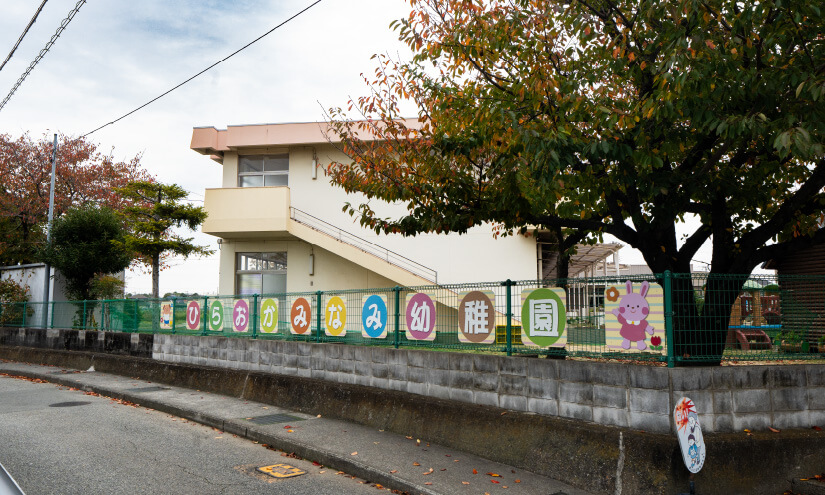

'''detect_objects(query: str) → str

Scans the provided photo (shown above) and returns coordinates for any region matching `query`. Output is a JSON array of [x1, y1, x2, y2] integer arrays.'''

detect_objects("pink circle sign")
[[406, 292, 435, 340], [185, 301, 201, 330], [233, 299, 249, 332]]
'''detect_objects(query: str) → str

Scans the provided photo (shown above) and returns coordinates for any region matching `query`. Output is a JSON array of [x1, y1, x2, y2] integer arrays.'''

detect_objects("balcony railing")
[[290, 207, 437, 283]]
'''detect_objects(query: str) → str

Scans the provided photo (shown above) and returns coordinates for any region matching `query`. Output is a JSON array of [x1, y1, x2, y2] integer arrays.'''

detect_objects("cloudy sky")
[[0, 0, 417, 295], [3, 0, 726, 296]]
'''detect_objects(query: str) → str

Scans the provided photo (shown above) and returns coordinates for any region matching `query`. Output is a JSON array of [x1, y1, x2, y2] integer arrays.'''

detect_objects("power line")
[[0, 0, 86, 113], [82, 0, 324, 138], [0, 0, 50, 73]]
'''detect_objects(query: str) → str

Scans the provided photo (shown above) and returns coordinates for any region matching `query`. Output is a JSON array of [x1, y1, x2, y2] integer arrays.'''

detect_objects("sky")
[[0, 0, 419, 295], [1, 0, 731, 296]]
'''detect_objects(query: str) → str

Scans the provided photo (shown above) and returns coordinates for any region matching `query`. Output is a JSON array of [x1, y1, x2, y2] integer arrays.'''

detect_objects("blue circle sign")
[[361, 294, 388, 338]]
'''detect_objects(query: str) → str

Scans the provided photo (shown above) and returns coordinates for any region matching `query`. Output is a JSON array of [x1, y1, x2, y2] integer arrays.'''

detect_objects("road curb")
[[1, 367, 441, 495]]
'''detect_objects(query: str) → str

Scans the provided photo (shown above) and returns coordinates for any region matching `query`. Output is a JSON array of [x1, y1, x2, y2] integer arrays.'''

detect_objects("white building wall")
[[287, 144, 537, 285], [0, 264, 69, 303]]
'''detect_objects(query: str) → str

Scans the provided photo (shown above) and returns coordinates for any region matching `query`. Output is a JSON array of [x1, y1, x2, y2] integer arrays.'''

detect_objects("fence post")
[[50, 301, 55, 328], [22, 302, 27, 328], [664, 270, 676, 368], [393, 286, 401, 349], [202, 296, 209, 335], [503, 279, 513, 356], [83, 300, 88, 330], [171, 298, 177, 335], [315, 291, 323, 343], [251, 294, 259, 339]]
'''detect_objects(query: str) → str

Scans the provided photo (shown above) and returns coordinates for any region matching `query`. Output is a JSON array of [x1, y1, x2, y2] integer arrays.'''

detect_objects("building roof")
[[191, 119, 419, 163], [568, 243, 623, 277]]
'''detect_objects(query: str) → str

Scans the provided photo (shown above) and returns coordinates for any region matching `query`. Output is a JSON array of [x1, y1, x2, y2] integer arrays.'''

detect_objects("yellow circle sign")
[[324, 296, 347, 336]]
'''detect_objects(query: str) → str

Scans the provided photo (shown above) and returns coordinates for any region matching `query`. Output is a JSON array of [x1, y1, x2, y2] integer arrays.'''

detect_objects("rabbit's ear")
[[626, 280, 633, 294], [640, 281, 650, 298]]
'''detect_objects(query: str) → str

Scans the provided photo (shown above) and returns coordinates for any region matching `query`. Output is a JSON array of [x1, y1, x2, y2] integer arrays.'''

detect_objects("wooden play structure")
[[726, 293, 780, 350]]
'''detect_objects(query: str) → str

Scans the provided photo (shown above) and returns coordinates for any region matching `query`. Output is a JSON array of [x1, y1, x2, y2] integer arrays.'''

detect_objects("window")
[[238, 154, 288, 187], [236, 252, 287, 295]]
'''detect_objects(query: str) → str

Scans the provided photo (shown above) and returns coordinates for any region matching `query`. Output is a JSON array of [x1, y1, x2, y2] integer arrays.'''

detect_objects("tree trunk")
[[668, 273, 746, 366], [152, 254, 160, 299]]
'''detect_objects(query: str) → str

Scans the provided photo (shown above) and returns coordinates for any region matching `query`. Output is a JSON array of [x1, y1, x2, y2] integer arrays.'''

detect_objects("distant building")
[[0, 263, 68, 326]]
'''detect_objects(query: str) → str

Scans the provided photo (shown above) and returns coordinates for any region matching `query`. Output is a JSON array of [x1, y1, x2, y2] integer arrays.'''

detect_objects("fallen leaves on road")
[[0, 373, 48, 383], [473, 469, 478, 474], [487, 472, 501, 477], [769, 427, 781, 433], [813, 426, 823, 431], [351, 452, 358, 456], [462, 481, 470, 485], [422, 468, 434, 475], [413, 462, 421, 466]]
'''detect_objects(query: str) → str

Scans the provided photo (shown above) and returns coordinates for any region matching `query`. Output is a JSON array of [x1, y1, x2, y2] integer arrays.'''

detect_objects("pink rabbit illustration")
[[611, 280, 654, 350]]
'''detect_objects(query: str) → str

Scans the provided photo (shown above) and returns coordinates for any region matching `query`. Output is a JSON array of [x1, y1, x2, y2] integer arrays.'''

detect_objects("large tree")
[[38, 206, 132, 304], [0, 133, 151, 265], [115, 181, 212, 299], [327, 0, 825, 363]]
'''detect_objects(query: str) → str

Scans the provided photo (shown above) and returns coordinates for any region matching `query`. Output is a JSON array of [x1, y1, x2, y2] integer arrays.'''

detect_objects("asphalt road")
[[0, 375, 390, 495]]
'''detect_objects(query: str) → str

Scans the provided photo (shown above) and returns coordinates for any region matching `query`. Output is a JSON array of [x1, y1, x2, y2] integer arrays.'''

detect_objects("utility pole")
[[41, 134, 57, 327]]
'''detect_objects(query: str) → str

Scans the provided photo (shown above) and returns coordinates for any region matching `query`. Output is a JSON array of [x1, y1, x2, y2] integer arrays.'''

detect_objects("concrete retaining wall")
[[1, 344, 824, 495], [0, 327, 153, 357], [152, 334, 825, 434]]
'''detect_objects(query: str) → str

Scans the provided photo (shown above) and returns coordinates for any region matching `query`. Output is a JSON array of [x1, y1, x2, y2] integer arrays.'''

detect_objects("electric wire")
[[82, 0, 324, 138], [0, 0, 50, 73], [0, 0, 86, 113]]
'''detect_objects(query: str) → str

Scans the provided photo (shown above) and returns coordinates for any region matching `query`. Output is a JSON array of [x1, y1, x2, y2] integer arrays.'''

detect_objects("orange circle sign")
[[290, 297, 311, 334]]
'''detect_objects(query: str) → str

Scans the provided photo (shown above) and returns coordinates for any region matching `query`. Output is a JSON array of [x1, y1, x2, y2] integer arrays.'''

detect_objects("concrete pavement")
[[0, 359, 594, 495]]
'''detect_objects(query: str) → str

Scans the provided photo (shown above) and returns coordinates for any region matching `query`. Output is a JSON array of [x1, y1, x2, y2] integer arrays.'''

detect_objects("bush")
[[0, 279, 31, 325]]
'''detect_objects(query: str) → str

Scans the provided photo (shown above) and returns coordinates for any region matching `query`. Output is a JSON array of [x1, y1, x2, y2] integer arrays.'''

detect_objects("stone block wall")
[[0, 327, 153, 357], [152, 334, 825, 434]]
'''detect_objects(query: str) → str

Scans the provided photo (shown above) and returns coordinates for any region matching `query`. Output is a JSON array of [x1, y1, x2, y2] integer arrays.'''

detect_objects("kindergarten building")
[[190, 121, 625, 297]]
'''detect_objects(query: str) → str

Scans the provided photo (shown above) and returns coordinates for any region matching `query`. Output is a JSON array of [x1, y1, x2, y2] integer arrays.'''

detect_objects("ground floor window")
[[236, 252, 287, 296]]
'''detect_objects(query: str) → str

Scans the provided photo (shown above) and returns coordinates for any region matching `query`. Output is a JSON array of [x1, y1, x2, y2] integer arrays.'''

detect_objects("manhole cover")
[[243, 413, 304, 425], [257, 464, 306, 479], [125, 386, 171, 393], [49, 401, 92, 407]]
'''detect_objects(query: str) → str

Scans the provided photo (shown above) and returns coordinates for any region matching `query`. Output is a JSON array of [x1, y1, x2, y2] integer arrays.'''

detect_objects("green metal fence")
[[2, 272, 824, 365]]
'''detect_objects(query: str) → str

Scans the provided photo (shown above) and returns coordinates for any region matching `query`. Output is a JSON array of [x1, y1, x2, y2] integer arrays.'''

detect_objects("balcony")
[[202, 187, 291, 239]]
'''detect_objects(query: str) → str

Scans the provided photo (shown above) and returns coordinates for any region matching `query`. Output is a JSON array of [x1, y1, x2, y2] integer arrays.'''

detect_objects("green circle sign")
[[209, 300, 224, 331], [521, 288, 565, 347], [260, 298, 279, 333]]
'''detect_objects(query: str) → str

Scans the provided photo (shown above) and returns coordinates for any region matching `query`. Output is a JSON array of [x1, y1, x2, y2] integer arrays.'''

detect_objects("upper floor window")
[[238, 154, 288, 187]]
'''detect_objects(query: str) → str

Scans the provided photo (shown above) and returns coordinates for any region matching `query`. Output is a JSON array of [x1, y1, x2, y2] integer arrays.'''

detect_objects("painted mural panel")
[[458, 290, 495, 344], [185, 301, 201, 330], [604, 281, 665, 353], [290, 297, 312, 335], [259, 298, 279, 333], [232, 299, 250, 332], [208, 300, 225, 332], [324, 295, 347, 337], [520, 288, 567, 347], [159, 301, 173, 330], [361, 294, 388, 339], [405, 292, 436, 341]]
